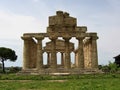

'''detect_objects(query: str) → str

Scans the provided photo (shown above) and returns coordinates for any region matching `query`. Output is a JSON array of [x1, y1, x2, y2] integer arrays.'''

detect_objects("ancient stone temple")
[[21, 11, 99, 74]]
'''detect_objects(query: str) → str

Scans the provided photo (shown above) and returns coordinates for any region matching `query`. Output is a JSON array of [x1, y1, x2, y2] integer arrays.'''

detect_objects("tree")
[[0, 47, 17, 73]]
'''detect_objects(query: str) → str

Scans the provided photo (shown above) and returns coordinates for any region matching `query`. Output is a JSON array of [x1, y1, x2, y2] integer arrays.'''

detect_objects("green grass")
[[0, 74, 120, 90]]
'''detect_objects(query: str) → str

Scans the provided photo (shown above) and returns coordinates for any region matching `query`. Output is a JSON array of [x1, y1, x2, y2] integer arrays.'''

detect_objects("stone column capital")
[[35, 36, 44, 40], [60, 52, 64, 54], [91, 36, 99, 40], [47, 52, 50, 54], [76, 37, 84, 40], [49, 37, 57, 40], [63, 37, 71, 41], [21, 36, 32, 40]]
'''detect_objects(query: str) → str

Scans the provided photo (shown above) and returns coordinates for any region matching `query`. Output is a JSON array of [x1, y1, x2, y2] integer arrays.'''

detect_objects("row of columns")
[[48, 37, 72, 69], [22, 36, 98, 70], [47, 52, 65, 66]]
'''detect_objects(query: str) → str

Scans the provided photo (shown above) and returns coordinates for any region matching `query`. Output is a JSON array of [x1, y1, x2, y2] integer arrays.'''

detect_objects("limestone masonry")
[[21, 11, 99, 74]]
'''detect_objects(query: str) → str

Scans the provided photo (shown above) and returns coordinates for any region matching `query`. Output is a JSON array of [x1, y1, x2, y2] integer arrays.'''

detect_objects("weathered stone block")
[[64, 17, 76, 26], [76, 26, 87, 33]]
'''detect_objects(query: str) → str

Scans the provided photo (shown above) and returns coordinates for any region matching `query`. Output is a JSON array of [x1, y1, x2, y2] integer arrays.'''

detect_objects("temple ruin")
[[21, 11, 99, 74]]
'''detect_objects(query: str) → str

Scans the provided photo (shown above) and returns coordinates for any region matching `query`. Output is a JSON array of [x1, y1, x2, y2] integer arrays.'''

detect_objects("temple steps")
[[18, 68, 102, 75]]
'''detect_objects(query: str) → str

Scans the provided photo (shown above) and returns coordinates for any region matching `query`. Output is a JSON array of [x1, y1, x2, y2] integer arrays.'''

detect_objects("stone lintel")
[[23, 33, 48, 37], [43, 49, 74, 53], [23, 32, 88, 38], [22, 30, 98, 41], [86, 33, 97, 37]]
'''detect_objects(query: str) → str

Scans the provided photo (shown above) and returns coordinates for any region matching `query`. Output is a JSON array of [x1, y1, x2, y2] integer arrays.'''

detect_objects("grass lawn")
[[0, 74, 120, 90]]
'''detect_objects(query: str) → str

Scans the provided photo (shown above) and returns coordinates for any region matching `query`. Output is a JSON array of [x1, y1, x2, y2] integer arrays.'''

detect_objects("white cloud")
[[0, 10, 47, 67], [0, 10, 41, 39]]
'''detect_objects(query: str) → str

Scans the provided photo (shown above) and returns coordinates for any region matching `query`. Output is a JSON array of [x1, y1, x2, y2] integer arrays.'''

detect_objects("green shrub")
[[108, 61, 118, 73], [9, 67, 22, 73]]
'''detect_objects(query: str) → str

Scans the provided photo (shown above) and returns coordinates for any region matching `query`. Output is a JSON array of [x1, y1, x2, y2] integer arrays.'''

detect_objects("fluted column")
[[86, 42, 89, 68], [88, 41, 92, 68], [21, 36, 31, 70], [76, 37, 84, 69], [36, 37, 44, 70], [91, 36, 98, 69], [83, 43, 87, 68], [64, 37, 71, 69], [49, 37, 57, 69]]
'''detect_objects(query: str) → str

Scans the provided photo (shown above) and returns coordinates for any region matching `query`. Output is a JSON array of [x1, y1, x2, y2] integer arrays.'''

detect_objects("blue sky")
[[0, 0, 120, 67]]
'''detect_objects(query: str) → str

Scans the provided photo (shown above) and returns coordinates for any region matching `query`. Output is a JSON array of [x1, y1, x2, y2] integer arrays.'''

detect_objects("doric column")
[[83, 43, 87, 68], [91, 36, 98, 69], [84, 40, 92, 69], [63, 37, 71, 69], [61, 52, 64, 66], [88, 41, 92, 68], [76, 37, 84, 69], [29, 38, 37, 68], [21, 36, 31, 70], [49, 37, 57, 69], [35, 37, 44, 70], [86, 42, 89, 68]]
